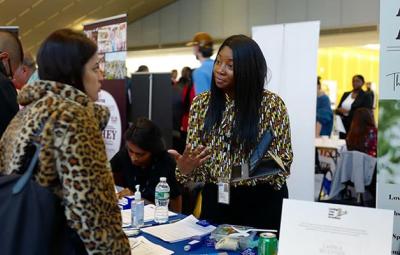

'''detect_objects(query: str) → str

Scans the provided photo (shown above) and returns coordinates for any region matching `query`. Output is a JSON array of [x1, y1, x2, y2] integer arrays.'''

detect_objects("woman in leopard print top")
[[0, 29, 130, 254]]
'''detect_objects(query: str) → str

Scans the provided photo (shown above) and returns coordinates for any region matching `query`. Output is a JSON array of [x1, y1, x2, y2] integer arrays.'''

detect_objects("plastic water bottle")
[[154, 177, 170, 223], [131, 184, 144, 229]]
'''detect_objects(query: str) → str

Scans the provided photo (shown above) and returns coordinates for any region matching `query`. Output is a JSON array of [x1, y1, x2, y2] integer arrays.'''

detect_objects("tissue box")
[[118, 196, 135, 210]]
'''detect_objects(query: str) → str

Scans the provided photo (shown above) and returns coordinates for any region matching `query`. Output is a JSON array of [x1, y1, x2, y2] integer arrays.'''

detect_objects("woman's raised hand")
[[168, 144, 211, 175]]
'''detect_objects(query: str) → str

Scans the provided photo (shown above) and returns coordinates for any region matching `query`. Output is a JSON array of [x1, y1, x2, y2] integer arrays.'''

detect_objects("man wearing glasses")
[[0, 30, 22, 138]]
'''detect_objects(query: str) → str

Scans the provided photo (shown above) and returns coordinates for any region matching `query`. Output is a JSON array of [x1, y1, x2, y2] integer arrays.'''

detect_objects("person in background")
[[171, 69, 178, 86], [172, 66, 193, 154], [186, 32, 214, 95], [176, 67, 191, 89], [0, 30, 21, 138], [179, 66, 195, 141], [170, 35, 293, 233], [12, 53, 36, 90], [316, 76, 333, 137], [136, 65, 149, 72], [335, 74, 373, 139], [0, 29, 130, 254], [364, 81, 376, 110], [346, 107, 377, 157], [111, 117, 182, 212]]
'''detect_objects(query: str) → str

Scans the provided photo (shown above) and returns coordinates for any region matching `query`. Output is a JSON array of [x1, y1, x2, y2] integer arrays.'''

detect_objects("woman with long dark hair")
[[169, 35, 293, 232], [346, 108, 377, 157]]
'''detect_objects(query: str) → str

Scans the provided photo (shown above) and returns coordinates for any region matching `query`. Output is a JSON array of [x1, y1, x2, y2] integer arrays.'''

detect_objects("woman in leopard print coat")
[[0, 29, 130, 254]]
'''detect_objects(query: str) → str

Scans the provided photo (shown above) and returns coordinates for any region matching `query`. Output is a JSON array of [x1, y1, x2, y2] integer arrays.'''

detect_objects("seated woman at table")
[[169, 35, 293, 233], [346, 107, 377, 157], [110, 117, 182, 212]]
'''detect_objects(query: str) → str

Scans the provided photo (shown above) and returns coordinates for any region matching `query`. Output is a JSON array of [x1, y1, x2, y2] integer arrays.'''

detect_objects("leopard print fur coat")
[[0, 80, 130, 254]]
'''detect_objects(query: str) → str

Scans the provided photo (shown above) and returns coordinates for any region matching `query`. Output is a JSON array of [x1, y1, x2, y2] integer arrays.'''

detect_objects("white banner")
[[253, 21, 320, 201], [378, 1, 400, 253], [379, 2, 400, 100], [97, 90, 122, 160]]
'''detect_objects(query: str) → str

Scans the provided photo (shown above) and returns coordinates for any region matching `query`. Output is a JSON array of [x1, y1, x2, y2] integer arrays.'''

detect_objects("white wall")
[[126, 46, 219, 75], [253, 21, 320, 201], [127, 47, 199, 75], [127, 0, 378, 49]]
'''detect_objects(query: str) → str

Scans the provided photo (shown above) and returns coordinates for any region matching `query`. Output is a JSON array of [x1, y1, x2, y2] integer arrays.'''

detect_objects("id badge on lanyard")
[[217, 177, 230, 205]]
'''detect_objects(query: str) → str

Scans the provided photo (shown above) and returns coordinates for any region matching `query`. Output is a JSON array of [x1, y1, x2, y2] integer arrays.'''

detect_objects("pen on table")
[[184, 235, 210, 252], [184, 239, 202, 251]]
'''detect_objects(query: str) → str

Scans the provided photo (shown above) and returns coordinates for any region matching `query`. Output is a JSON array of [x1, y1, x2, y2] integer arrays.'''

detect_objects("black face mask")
[[0, 51, 13, 79]]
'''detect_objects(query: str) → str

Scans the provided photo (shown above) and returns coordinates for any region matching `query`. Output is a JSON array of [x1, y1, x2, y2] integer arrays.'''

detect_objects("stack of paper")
[[129, 236, 173, 255], [141, 215, 216, 243], [121, 204, 177, 227]]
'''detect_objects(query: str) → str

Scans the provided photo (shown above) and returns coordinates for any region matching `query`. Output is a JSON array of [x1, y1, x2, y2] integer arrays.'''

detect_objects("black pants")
[[200, 182, 288, 235]]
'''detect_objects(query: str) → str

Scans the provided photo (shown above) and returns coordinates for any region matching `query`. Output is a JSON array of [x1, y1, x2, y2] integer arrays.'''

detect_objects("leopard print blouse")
[[0, 81, 130, 254]]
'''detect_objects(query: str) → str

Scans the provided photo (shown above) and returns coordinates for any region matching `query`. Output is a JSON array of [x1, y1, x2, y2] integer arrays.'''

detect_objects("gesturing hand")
[[168, 144, 211, 175], [117, 188, 133, 199]]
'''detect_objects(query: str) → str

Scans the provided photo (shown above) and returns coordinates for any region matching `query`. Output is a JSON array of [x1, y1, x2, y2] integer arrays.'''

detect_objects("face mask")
[[27, 70, 39, 84]]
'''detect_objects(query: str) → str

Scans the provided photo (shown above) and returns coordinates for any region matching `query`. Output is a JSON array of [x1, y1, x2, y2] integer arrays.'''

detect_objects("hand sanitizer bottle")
[[131, 184, 144, 229]]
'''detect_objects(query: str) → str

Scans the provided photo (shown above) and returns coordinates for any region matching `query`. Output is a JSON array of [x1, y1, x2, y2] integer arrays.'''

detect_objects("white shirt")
[[341, 93, 354, 116]]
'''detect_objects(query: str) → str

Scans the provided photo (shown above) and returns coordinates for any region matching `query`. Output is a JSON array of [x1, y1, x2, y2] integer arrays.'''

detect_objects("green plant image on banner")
[[378, 100, 400, 184]]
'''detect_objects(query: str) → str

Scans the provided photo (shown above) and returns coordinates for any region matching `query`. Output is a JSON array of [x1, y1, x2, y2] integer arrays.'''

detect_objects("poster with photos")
[[105, 52, 126, 79], [83, 14, 127, 80]]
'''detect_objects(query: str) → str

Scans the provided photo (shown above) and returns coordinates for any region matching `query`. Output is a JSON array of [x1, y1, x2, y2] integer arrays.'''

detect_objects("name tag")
[[217, 182, 230, 205]]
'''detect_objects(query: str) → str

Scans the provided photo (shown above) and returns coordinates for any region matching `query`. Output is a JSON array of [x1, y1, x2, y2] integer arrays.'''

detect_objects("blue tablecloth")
[[136, 214, 240, 255]]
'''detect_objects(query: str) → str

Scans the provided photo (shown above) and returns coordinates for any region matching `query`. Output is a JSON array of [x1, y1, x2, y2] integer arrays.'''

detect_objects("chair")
[[315, 148, 333, 201], [328, 150, 376, 205]]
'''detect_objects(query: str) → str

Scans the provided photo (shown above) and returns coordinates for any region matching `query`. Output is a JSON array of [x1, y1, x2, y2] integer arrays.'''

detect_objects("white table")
[[315, 137, 347, 200], [315, 137, 346, 151]]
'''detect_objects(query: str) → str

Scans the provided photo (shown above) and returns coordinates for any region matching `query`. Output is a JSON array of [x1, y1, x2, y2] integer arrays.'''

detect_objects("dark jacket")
[[0, 72, 18, 138], [336, 90, 373, 132]]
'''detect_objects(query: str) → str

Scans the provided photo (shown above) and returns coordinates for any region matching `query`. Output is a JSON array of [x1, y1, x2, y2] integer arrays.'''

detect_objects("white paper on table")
[[279, 199, 394, 255], [141, 215, 216, 243], [121, 204, 177, 227], [129, 236, 174, 255], [115, 185, 124, 193]]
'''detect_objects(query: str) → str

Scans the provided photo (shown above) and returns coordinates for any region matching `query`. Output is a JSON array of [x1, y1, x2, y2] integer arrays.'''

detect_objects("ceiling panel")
[[0, 0, 175, 54], [0, 0, 38, 25]]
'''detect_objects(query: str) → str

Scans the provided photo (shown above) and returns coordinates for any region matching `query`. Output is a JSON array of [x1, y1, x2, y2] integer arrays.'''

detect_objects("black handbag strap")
[[12, 142, 41, 194], [12, 123, 45, 194]]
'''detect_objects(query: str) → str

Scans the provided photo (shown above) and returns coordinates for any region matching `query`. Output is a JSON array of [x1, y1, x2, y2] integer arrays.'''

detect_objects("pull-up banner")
[[253, 21, 320, 201], [83, 14, 127, 79], [377, 1, 400, 253], [83, 14, 128, 160]]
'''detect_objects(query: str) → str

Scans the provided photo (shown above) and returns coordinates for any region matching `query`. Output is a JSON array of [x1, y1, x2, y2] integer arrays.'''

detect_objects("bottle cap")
[[134, 184, 141, 200], [160, 177, 167, 182]]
